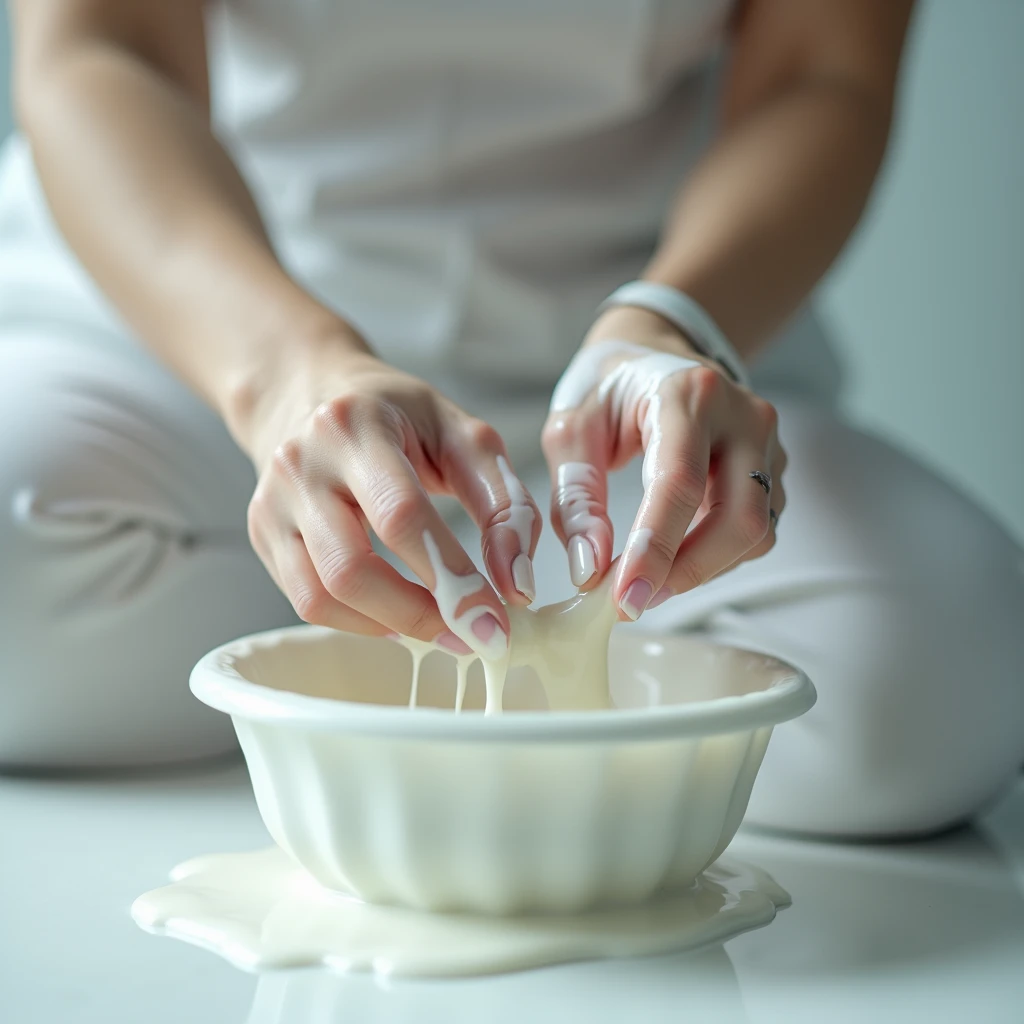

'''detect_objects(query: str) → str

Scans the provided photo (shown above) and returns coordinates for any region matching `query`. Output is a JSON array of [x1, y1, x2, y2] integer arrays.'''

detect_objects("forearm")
[[638, 0, 914, 361], [15, 32, 360, 438], [643, 78, 892, 360]]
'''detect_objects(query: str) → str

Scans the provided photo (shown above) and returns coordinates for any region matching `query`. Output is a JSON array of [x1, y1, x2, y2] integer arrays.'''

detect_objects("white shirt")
[[0, 0, 840, 468]]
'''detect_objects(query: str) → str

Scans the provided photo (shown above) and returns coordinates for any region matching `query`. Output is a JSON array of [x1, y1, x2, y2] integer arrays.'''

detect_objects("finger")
[[612, 396, 711, 620], [665, 438, 786, 589], [541, 410, 615, 590], [442, 418, 541, 605], [296, 483, 473, 650], [737, 442, 787, 563], [274, 530, 395, 636], [343, 440, 510, 658], [663, 443, 772, 597], [247, 488, 288, 593], [700, 483, 786, 586], [729, 402, 786, 566]]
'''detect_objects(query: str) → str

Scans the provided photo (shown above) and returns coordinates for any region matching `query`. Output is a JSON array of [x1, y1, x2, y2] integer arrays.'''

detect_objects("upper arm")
[[9, 0, 210, 115], [724, 0, 915, 125]]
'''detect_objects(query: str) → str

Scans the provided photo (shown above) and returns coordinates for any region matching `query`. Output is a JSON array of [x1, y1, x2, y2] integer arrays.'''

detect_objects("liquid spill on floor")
[[132, 846, 789, 977]]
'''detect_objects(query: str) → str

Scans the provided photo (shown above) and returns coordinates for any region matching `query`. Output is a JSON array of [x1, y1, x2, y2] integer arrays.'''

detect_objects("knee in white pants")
[[0, 338, 293, 768], [722, 574, 1024, 838]]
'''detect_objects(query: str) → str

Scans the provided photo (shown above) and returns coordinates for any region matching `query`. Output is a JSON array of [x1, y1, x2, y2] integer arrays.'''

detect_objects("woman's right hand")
[[236, 326, 540, 657]]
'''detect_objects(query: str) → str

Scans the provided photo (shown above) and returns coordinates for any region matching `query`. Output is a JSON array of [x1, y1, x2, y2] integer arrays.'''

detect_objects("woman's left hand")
[[542, 304, 786, 620]]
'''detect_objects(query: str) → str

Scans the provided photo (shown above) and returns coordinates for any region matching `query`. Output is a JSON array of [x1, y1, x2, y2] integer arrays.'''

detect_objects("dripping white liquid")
[[395, 572, 619, 714]]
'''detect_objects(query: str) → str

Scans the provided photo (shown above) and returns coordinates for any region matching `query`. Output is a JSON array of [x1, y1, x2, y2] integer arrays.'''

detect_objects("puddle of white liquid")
[[132, 846, 789, 978]]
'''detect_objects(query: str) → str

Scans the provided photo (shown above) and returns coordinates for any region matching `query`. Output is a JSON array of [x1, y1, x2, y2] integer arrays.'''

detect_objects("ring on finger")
[[748, 469, 772, 495]]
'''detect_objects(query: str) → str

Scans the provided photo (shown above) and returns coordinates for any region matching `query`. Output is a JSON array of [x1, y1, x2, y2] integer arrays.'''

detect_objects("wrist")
[[583, 304, 712, 364], [220, 301, 372, 459], [592, 281, 750, 386]]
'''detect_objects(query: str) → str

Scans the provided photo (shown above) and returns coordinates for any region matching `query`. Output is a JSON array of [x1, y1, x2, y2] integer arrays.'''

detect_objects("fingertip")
[[481, 581, 513, 635], [593, 518, 616, 576], [421, 525, 512, 644], [482, 529, 535, 606], [612, 525, 658, 599], [618, 577, 654, 621], [511, 552, 536, 603], [568, 534, 597, 588], [470, 608, 510, 658]]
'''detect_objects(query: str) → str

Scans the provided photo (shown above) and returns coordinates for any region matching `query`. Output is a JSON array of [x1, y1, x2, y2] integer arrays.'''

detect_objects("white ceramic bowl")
[[191, 626, 814, 915]]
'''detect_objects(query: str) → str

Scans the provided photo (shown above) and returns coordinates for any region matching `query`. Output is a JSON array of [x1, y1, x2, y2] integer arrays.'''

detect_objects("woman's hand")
[[238, 326, 540, 655], [542, 305, 785, 620]]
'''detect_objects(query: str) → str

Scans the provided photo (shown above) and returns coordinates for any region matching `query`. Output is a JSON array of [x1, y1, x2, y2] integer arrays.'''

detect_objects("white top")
[[0, 0, 841, 467]]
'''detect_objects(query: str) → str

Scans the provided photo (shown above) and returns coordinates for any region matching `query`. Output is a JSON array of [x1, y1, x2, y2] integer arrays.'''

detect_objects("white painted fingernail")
[[569, 535, 596, 588], [511, 553, 536, 601]]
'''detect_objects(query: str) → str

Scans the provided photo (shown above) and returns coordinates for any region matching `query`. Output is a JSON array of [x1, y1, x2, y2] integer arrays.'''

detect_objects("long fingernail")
[[620, 578, 653, 621], [511, 553, 536, 602], [647, 586, 672, 611], [569, 535, 596, 588], [437, 630, 473, 655], [471, 611, 509, 657]]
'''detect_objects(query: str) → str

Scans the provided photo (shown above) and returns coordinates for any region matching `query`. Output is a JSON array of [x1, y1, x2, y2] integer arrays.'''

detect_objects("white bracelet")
[[596, 281, 751, 388]]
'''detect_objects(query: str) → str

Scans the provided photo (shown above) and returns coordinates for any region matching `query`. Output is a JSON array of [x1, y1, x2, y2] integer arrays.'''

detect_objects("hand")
[[239, 326, 540, 654], [542, 305, 786, 620]]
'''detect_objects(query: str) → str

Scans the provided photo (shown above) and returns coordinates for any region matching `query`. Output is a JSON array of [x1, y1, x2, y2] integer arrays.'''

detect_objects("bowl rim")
[[190, 624, 816, 744]]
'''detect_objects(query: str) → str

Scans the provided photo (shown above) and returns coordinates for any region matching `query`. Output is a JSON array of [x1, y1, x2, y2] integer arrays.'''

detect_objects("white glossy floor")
[[4, 760, 1023, 1024]]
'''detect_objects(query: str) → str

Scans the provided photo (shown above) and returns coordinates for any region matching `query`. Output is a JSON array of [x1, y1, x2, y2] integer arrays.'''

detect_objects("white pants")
[[2, 319, 1022, 839]]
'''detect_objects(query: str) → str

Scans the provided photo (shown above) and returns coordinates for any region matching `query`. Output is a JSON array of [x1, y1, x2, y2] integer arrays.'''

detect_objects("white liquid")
[[421, 531, 511, 714], [132, 846, 789, 978], [453, 652, 472, 712], [398, 573, 619, 715], [549, 338, 703, 498], [495, 455, 535, 604], [595, 345, 701, 490]]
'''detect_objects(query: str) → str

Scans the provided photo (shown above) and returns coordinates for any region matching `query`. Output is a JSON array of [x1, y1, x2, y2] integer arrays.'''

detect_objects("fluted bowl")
[[190, 625, 814, 915]]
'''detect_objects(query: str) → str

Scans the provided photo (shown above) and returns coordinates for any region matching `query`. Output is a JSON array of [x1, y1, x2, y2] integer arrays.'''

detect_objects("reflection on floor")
[[3, 762, 1023, 1024]]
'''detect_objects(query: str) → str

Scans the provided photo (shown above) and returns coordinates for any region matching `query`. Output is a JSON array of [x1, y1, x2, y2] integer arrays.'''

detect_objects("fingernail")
[[437, 630, 473, 655], [620, 578, 653, 621], [471, 611, 509, 657], [569, 535, 596, 588], [647, 586, 672, 611], [511, 553, 536, 601]]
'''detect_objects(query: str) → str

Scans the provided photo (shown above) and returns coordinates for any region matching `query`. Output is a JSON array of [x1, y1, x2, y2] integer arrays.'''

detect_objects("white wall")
[[820, 0, 1024, 545], [0, 2, 1020, 544], [0, 12, 9, 136]]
